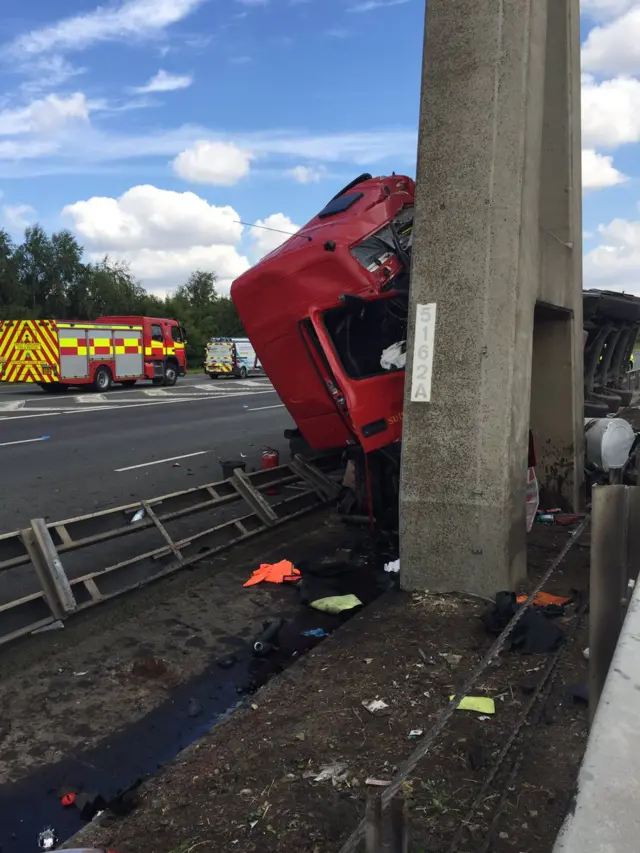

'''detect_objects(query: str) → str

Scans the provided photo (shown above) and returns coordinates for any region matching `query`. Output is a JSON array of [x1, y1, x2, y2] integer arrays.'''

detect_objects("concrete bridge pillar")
[[400, 0, 583, 596]]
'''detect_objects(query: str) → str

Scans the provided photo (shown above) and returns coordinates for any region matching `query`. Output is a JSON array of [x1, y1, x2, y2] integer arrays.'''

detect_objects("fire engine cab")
[[0, 315, 187, 392]]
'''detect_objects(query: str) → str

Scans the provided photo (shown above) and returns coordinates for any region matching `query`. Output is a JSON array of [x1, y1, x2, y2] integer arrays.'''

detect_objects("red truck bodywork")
[[231, 174, 414, 457]]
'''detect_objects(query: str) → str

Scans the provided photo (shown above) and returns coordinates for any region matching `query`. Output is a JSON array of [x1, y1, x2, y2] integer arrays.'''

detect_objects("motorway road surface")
[[0, 374, 294, 533]]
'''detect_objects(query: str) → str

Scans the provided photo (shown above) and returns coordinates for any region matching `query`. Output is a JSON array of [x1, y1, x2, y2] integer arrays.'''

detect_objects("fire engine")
[[0, 315, 187, 392], [231, 173, 640, 525]]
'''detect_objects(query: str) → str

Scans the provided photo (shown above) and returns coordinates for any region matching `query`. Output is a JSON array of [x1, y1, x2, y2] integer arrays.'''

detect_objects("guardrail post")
[[589, 485, 640, 725], [22, 519, 77, 621]]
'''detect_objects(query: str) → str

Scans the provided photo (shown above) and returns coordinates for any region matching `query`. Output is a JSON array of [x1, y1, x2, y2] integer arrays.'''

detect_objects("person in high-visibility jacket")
[[630, 352, 635, 371]]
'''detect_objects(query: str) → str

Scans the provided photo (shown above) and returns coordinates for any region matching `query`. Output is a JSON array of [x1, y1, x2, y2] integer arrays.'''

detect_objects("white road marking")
[[75, 393, 108, 404], [193, 381, 272, 391], [0, 435, 50, 447], [115, 450, 209, 472], [0, 381, 273, 408], [247, 404, 285, 412], [0, 389, 278, 422]]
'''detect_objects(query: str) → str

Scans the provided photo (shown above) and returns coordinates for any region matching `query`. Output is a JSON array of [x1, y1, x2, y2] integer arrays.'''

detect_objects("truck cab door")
[[310, 301, 406, 454]]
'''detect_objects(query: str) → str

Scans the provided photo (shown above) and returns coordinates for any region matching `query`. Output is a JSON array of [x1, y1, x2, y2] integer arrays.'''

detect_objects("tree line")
[[0, 225, 245, 368]]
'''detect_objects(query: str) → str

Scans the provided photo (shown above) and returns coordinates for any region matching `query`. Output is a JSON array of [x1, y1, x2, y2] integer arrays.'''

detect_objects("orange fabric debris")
[[517, 591, 570, 608], [243, 560, 301, 587]]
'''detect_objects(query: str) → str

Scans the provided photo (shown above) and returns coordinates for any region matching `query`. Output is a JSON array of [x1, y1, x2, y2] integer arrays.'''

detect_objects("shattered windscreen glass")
[[350, 206, 414, 273]]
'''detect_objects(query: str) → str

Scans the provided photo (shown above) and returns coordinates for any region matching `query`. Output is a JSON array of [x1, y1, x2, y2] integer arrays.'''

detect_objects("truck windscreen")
[[350, 206, 414, 278]]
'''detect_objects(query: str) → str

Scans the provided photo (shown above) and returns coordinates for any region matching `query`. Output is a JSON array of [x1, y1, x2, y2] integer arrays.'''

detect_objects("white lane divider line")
[[193, 381, 272, 392], [247, 404, 285, 412], [0, 389, 277, 422], [0, 435, 50, 447], [0, 401, 26, 411], [194, 383, 238, 392], [142, 388, 172, 396], [115, 450, 209, 473], [74, 394, 108, 404]]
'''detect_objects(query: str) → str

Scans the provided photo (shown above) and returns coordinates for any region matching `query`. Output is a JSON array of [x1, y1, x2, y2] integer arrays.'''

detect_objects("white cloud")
[[2, 203, 36, 231], [171, 140, 253, 185], [0, 93, 417, 173], [582, 148, 627, 191], [63, 185, 250, 293], [7, 0, 207, 57], [250, 213, 301, 258], [131, 69, 193, 93], [582, 6, 640, 75], [584, 217, 640, 295], [582, 74, 640, 148], [235, 0, 269, 5], [287, 164, 326, 183], [19, 55, 85, 95], [348, 0, 410, 12], [581, 0, 638, 20], [0, 92, 90, 137]]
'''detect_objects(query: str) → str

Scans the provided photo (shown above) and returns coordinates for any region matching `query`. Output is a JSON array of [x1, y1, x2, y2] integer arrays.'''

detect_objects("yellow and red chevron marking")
[[207, 362, 233, 373], [0, 320, 60, 384]]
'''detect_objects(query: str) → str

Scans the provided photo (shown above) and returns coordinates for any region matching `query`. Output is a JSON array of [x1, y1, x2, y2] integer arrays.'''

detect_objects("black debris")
[[566, 683, 589, 705], [482, 592, 565, 654]]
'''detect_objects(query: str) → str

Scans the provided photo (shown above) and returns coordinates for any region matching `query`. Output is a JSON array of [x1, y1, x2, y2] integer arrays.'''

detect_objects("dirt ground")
[[63, 522, 591, 853], [0, 512, 354, 783]]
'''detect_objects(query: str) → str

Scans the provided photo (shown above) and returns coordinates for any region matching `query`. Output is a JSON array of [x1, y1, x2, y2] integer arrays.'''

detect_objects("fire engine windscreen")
[[324, 206, 413, 379]]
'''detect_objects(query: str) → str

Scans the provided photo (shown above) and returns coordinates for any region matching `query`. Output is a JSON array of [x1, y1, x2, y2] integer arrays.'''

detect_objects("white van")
[[204, 337, 262, 379]]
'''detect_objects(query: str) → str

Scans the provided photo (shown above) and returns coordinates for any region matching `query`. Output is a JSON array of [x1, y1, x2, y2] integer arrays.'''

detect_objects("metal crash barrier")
[[553, 485, 640, 852], [0, 456, 341, 647]]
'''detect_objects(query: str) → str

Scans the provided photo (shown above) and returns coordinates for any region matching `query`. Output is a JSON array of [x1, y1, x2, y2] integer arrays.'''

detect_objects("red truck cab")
[[231, 174, 414, 457]]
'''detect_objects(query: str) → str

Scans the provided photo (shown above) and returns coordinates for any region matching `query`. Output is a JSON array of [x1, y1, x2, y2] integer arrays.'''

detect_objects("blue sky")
[[0, 0, 639, 295]]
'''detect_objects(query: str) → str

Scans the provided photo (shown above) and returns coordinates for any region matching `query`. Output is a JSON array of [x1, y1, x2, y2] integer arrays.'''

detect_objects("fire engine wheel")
[[163, 362, 178, 387], [93, 366, 113, 392], [238, 366, 248, 380]]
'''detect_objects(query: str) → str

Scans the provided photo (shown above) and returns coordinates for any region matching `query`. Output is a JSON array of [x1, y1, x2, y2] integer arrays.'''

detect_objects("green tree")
[[0, 229, 26, 319], [167, 270, 245, 367]]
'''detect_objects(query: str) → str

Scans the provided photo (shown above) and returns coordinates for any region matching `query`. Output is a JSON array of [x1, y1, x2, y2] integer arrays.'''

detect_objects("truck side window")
[[171, 326, 183, 343], [151, 324, 163, 343]]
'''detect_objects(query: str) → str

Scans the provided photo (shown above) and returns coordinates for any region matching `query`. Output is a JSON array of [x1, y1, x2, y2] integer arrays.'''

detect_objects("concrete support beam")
[[400, 0, 583, 596]]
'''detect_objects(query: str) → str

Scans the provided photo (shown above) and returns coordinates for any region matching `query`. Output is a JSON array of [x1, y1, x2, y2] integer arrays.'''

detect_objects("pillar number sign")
[[410, 302, 436, 403]]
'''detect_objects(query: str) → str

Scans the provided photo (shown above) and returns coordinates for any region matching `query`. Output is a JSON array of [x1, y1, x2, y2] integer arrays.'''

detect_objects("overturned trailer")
[[231, 174, 640, 524]]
